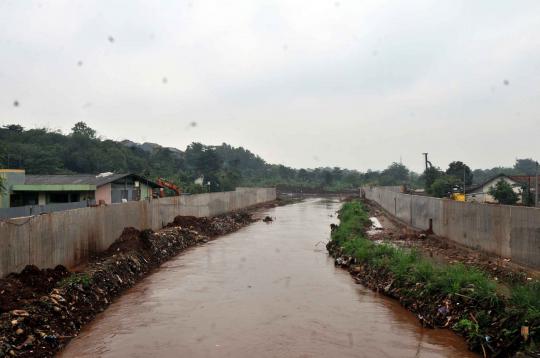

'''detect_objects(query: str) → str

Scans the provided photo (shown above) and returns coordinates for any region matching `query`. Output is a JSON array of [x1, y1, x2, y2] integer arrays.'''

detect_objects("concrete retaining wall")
[[0, 187, 276, 277], [362, 186, 540, 269], [0, 200, 96, 220]]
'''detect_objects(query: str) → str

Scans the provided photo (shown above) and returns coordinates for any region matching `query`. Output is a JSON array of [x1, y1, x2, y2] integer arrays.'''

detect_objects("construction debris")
[[0, 212, 256, 357]]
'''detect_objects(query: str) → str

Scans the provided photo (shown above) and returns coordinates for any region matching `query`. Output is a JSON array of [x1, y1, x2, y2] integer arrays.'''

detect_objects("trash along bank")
[[327, 200, 540, 357], [0, 211, 257, 357]]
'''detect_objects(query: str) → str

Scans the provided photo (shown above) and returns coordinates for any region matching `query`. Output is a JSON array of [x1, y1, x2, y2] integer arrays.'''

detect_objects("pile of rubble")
[[0, 212, 255, 357], [167, 212, 254, 237]]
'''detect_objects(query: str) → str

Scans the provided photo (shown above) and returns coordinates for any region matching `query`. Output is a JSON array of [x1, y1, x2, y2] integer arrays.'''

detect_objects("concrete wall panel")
[[0, 188, 276, 277], [363, 186, 540, 269]]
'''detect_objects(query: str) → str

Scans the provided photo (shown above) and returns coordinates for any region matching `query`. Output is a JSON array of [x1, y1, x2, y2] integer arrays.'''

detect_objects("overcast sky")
[[1, 0, 539, 172]]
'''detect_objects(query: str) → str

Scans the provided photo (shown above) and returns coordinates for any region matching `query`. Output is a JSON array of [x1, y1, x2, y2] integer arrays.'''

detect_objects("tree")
[[24, 151, 64, 173], [3, 124, 24, 133], [218, 169, 241, 191], [521, 184, 535, 207], [379, 162, 409, 186], [323, 170, 333, 186], [429, 175, 460, 198], [71, 122, 96, 139], [446, 161, 473, 186], [514, 158, 538, 175], [0, 176, 5, 193], [422, 167, 443, 191], [488, 180, 519, 205]]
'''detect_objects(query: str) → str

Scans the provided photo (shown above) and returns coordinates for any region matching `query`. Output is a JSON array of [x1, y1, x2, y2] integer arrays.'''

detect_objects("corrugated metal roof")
[[24, 173, 163, 188]]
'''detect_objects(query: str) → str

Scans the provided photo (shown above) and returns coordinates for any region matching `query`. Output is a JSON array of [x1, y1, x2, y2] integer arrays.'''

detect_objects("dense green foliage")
[[0, 123, 395, 192], [429, 176, 461, 198], [472, 158, 538, 184], [1, 123, 535, 194], [422, 159, 537, 199], [421, 167, 443, 191], [488, 179, 520, 205], [446, 161, 473, 185], [422, 161, 472, 196], [332, 201, 498, 300], [332, 201, 540, 354]]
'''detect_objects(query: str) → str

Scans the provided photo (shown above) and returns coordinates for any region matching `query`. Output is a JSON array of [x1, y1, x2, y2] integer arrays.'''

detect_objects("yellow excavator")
[[450, 192, 466, 202]]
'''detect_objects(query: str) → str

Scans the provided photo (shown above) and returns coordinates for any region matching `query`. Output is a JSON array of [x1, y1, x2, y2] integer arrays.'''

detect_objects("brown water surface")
[[59, 198, 477, 358]]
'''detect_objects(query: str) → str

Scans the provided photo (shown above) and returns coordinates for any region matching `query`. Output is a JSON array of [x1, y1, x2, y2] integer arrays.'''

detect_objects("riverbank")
[[327, 200, 540, 357], [58, 197, 474, 358], [362, 198, 536, 286], [0, 210, 260, 357]]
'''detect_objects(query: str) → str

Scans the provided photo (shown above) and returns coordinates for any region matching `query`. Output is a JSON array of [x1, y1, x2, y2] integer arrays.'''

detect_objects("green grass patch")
[[332, 200, 540, 354], [59, 273, 92, 289], [331, 201, 498, 302]]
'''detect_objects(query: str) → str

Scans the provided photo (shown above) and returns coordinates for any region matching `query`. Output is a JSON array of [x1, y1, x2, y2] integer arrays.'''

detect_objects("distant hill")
[[3, 122, 531, 194], [120, 140, 183, 159], [0, 122, 365, 193]]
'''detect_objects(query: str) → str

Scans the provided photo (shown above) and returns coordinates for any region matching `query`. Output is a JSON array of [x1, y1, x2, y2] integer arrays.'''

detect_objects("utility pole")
[[422, 153, 429, 171], [463, 167, 466, 201], [534, 162, 538, 207]]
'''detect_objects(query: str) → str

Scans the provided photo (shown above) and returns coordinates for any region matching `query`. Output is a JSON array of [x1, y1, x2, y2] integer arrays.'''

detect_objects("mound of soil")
[[168, 212, 254, 237], [105, 227, 143, 254], [0, 211, 256, 357], [0, 265, 69, 314]]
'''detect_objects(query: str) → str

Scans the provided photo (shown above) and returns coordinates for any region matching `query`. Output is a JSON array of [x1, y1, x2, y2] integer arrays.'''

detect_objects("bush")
[[429, 175, 461, 198], [488, 179, 519, 205]]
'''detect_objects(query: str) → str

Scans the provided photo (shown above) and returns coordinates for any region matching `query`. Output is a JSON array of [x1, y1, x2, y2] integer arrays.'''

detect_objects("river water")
[[59, 198, 476, 358]]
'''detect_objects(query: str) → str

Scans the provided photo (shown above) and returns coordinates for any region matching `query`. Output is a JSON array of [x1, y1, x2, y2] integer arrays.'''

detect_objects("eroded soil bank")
[[58, 198, 474, 358], [0, 209, 259, 357]]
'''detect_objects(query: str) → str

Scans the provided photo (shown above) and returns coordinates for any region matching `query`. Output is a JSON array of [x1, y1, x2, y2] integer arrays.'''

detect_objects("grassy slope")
[[329, 201, 540, 356]]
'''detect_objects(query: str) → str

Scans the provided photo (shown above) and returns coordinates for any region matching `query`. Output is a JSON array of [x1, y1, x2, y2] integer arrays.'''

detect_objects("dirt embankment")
[[0, 211, 256, 357]]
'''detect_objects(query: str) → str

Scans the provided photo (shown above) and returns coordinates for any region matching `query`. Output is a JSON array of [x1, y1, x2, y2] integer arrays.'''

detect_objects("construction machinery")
[[450, 192, 466, 202], [156, 177, 181, 197]]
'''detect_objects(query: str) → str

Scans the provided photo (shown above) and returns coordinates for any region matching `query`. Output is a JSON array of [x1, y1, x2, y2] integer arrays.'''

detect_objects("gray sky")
[[1, 0, 539, 172]]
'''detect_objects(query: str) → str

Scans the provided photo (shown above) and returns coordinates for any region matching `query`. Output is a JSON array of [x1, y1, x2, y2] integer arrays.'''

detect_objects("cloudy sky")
[[1, 0, 539, 172]]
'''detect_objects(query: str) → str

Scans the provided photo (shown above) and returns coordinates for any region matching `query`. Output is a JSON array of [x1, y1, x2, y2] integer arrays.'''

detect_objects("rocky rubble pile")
[[0, 213, 254, 357], [167, 212, 254, 237]]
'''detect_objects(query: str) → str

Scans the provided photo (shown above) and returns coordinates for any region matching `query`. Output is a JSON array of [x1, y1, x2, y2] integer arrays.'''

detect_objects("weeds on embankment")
[[328, 200, 540, 357]]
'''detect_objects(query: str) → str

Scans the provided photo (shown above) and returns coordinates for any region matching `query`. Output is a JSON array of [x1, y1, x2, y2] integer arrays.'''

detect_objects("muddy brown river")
[[59, 198, 476, 357]]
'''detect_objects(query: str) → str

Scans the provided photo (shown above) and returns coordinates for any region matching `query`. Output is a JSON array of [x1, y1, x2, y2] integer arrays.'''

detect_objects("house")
[[0, 169, 163, 208], [508, 175, 539, 198], [465, 174, 523, 203]]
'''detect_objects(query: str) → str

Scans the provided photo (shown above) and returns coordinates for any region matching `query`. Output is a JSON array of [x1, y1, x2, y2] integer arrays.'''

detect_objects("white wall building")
[[466, 174, 523, 203]]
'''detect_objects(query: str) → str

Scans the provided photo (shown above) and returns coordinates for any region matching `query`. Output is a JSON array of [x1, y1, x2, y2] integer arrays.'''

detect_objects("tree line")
[[0, 123, 370, 193], [0, 123, 536, 195]]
